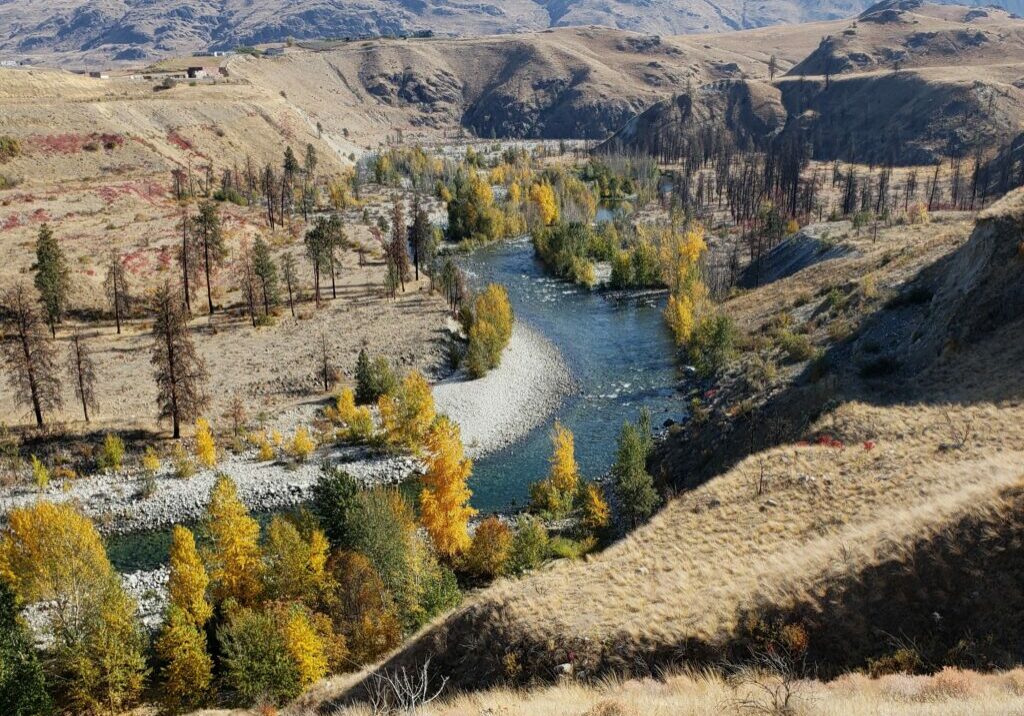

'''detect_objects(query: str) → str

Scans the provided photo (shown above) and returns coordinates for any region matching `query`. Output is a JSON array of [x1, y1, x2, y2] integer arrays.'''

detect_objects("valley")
[[1, 1, 1024, 715]]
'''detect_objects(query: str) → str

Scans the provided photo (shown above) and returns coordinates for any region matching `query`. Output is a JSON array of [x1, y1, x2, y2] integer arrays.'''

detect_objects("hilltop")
[[0, 0, 1020, 67]]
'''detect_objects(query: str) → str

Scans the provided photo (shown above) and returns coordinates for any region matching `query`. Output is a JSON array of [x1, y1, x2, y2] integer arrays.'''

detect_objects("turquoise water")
[[457, 238, 682, 513], [107, 239, 682, 570]]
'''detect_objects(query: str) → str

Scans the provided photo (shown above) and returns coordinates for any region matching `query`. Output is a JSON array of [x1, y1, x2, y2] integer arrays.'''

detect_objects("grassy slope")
[[305, 191, 1024, 704]]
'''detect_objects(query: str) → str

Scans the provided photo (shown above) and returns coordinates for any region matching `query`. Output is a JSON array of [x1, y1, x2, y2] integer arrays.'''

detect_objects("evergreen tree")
[[2, 284, 62, 427], [33, 224, 71, 337], [251, 237, 279, 316], [150, 281, 209, 438], [311, 465, 363, 550], [611, 418, 660, 529], [193, 200, 226, 314], [410, 197, 431, 282], [0, 579, 51, 716], [389, 199, 411, 292]]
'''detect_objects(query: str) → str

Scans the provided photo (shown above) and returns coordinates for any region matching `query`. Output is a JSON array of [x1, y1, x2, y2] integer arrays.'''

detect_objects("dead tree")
[[67, 330, 98, 423], [104, 250, 131, 334]]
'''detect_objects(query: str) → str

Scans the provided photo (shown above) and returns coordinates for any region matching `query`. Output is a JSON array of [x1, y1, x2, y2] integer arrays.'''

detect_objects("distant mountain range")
[[0, 0, 1020, 66]]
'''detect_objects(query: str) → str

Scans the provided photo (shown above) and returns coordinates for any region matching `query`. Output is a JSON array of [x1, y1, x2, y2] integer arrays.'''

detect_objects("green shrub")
[[218, 608, 301, 706], [689, 314, 738, 377], [97, 433, 126, 472], [775, 330, 815, 363], [0, 136, 21, 163], [354, 349, 397, 405], [508, 516, 549, 574], [548, 535, 596, 560]]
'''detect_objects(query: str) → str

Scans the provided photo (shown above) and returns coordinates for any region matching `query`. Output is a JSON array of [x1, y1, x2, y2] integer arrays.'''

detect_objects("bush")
[[689, 313, 738, 377], [548, 535, 597, 560], [287, 426, 315, 462], [868, 647, 924, 677], [0, 135, 21, 163], [142, 446, 161, 475], [463, 516, 512, 580], [355, 349, 397, 404], [334, 387, 374, 443], [218, 608, 301, 706], [172, 442, 195, 479], [378, 371, 435, 452], [775, 330, 815, 363], [96, 433, 126, 472], [30, 455, 48, 491], [508, 516, 549, 574]]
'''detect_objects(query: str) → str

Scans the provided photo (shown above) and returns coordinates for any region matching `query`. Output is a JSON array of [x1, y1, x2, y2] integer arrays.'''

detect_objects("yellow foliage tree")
[[336, 386, 374, 442], [529, 421, 580, 516], [288, 426, 316, 461], [325, 551, 402, 665], [464, 516, 512, 579], [378, 371, 436, 451], [263, 516, 329, 604], [529, 181, 559, 226], [280, 605, 329, 688], [205, 475, 263, 606], [420, 416, 476, 558], [155, 605, 212, 712], [581, 482, 611, 533], [168, 525, 212, 627], [658, 223, 706, 295], [195, 417, 217, 468]]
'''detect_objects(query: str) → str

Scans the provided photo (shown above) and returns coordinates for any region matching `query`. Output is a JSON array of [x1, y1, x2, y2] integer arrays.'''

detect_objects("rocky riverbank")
[[432, 322, 573, 458], [0, 445, 422, 535]]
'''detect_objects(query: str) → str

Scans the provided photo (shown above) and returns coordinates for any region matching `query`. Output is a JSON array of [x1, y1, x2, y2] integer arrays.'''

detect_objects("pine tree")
[[252, 237, 279, 316], [155, 605, 212, 712], [389, 198, 411, 292], [177, 205, 199, 314], [420, 416, 476, 558], [167, 525, 212, 627], [281, 252, 298, 318], [66, 330, 98, 423], [33, 223, 71, 336], [0, 579, 51, 716], [206, 475, 263, 606], [304, 219, 326, 305], [410, 196, 431, 281], [612, 419, 660, 529], [193, 200, 226, 314], [311, 466, 363, 550], [2, 283, 62, 427], [151, 281, 209, 438], [104, 250, 131, 334]]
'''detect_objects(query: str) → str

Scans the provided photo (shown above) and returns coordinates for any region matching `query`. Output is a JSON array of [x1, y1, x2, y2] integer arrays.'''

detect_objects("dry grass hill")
[[603, 1, 1024, 164], [303, 186, 1024, 703]]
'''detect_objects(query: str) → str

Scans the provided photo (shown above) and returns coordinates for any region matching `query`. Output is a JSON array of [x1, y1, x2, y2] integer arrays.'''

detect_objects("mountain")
[[0, 0, 1019, 67]]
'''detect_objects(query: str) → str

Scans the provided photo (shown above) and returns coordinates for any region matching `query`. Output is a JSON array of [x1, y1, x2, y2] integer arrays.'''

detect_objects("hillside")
[[0, 0, 1019, 67], [310, 189, 1024, 699]]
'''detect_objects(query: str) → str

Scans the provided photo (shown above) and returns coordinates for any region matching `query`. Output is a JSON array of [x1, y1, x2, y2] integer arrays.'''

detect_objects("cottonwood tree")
[[66, 330, 98, 423], [104, 250, 131, 334], [193, 200, 226, 314], [33, 224, 71, 337], [151, 281, 209, 438], [252, 237, 280, 317], [3, 284, 62, 427]]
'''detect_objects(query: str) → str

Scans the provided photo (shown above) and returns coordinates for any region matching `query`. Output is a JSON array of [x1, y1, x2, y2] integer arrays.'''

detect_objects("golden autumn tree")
[[464, 516, 512, 580], [529, 421, 580, 517], [195, 417, 217, 468], [167, 525, 212, 627], [581, 482, 611, 533], [155, 605, 213, 712], [420, 416, 476, 559], [279, 604, 329, 688], [379, 370, 436, 451], [325, 551, 402, 665], [205, 475, 263, 606], [263, 516, 329, 604], [335, 386, 374, 442], [529, 181, 559, 226]]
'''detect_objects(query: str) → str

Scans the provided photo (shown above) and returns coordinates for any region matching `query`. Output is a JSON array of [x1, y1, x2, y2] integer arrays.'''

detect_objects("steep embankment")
[[319, 191, 1024, 698]]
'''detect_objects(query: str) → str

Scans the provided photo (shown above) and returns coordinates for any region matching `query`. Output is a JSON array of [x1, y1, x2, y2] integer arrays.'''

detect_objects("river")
[[106, 237, 681, 571], [457, 237, 681, 512]]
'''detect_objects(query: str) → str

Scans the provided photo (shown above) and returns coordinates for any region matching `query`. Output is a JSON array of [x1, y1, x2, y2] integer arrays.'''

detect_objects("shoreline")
[[432, 322, 573, 459]]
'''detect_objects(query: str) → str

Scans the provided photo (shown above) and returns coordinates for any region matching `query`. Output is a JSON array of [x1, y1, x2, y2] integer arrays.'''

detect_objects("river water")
[[456, 237, 682, 512]]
